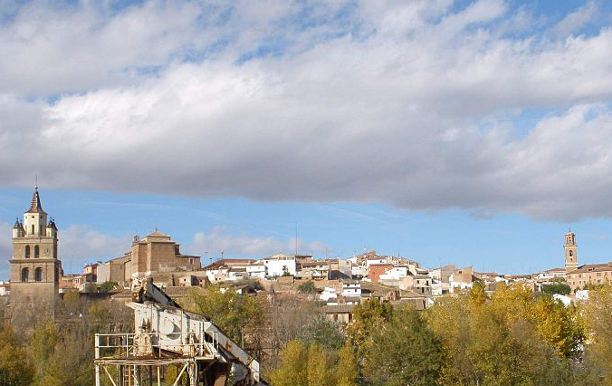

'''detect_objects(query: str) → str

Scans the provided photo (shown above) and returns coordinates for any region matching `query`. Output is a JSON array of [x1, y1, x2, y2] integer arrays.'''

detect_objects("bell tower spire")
[[9, 185, 62, 321]]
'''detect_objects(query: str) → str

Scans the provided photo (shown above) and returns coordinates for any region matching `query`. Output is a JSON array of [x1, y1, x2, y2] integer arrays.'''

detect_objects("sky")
[[2, 0, 612, 279]]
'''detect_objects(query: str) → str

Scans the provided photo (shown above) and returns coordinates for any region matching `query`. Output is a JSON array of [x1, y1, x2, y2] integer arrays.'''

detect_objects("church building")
[[9, 186, 62, 309], [564, 231, 612, 291]]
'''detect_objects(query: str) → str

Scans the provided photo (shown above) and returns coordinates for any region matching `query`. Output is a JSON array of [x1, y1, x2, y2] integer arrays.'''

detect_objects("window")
[[21, 268, 29, 282], [35, 268, 42, 282], [34, 246, 39, 258], [31, 224, 34, 235], [25, 245, 30, 259]]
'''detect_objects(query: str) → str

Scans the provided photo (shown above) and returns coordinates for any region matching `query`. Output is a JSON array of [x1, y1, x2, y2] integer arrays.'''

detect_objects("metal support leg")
[[189, 361, 197, 386], [134, 365, 141, 386], [95, 335, 101, 386]]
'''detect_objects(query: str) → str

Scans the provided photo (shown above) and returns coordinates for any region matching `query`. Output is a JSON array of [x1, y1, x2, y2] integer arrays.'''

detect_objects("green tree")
[[346, 299, 392, 360], [300, 314, 345, 350], [0, 326, 35, 386], [297, 280, 317, 294], [182, 284, 264, 345], [541, 282, 571, 296], [98, 281, 118, 293], [363, 305, 441, 386]]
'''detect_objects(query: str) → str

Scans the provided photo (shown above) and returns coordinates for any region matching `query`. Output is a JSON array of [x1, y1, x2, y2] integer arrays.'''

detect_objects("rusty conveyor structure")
[[94, 278, 268, 386]]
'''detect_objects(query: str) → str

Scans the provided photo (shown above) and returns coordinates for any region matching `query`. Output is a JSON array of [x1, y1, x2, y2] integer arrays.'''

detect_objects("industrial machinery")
[[94, 278, 268, 386]]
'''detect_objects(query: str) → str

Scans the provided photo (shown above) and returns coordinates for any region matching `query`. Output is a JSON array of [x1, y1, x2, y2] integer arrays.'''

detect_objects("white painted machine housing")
[[128, 301, 262, 385]]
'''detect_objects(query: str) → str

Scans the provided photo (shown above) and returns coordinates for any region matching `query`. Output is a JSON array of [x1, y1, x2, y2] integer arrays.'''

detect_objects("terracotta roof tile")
[[25, 187, 46, 214]]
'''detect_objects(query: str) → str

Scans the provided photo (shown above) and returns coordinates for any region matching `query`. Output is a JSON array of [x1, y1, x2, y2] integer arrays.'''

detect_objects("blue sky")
[[1, 0, 612, 279], [2, 186, 612, 278]]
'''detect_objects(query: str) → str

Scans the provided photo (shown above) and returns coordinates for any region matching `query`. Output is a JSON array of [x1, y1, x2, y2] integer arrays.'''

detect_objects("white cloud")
[[189, 226, 331, 258], [59, 225, 131, 271], [0, 221, 130, 278], [1, 1, 612, 220], [551, 1, 598, 38], [0, 0, 208, 94]]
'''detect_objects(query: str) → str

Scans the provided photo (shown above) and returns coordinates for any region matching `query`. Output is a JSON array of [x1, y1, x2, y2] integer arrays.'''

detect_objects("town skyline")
[[1, 185, 611, 280]]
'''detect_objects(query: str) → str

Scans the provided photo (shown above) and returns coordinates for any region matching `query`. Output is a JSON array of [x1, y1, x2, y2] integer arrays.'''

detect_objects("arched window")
[[21, 268, 29, 282], [25, 245, 30, 259], [34, 246, 39, 258], [31, 224, 34, 235], [35, 268, 43, 282]]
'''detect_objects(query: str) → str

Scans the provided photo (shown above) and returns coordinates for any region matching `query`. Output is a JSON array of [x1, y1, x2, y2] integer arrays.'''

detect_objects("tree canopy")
[[182, 284, 265, 345]]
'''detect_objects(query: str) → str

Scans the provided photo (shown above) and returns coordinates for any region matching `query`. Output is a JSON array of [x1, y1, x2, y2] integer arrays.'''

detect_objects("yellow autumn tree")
[[582, 283, 612, 384], [336, 345, 358, 386], [270, 340, 337, 386]]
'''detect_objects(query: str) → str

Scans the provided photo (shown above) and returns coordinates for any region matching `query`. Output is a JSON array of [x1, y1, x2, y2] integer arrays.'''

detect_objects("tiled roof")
[[570, 263, 612, 274], [25, 187, 46, 214], [142, 229, 172, 241], [321, 304, 355, 313], [544, 267, 566, 273]]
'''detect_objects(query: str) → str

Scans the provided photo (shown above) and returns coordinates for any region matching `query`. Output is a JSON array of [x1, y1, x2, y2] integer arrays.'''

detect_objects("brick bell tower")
[[9, 186, 62, 312], [564, 231, 578, 274]]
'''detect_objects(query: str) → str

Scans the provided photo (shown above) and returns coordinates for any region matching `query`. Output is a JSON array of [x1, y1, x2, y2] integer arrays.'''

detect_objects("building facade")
[[563, 232, 612, 291], [567, 263, 612, 290], [9, 187, 62, 309], [129, 230, 201, 280]]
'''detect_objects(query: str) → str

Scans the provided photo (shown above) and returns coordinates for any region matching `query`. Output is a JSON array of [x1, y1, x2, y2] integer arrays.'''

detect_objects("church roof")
[[25, 186, 46, 214], [141, 229, 172, 242], [146, 229, 170, 238]]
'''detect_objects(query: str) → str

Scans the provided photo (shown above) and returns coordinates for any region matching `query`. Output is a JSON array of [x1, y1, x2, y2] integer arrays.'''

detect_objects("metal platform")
[[94, 278, 267, 386]]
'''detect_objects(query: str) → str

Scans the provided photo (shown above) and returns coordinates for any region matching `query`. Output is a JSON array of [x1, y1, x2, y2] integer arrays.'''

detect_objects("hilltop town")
[[1, 187, 607, 323]]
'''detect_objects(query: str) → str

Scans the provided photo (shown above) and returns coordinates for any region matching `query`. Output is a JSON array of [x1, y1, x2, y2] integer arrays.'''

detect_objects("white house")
[[537, 268, 566, 281], [0, 281, 9, 296], [341, 282, 361, 297], [261, 255, 297, 277], [320, 286, 338, 302], [379, 266, 409, 281], [366, 258, 388, 268], [246, 263, 266, 279]]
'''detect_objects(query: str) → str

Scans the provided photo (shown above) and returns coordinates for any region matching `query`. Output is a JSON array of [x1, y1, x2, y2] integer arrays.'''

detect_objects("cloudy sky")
[[2, 0, 612, 278]]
